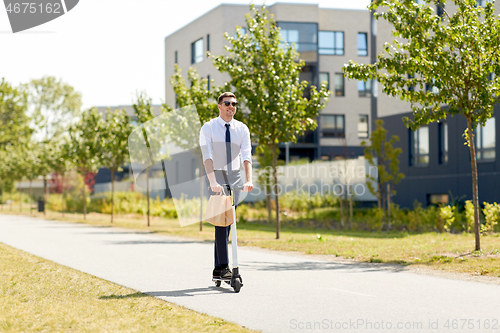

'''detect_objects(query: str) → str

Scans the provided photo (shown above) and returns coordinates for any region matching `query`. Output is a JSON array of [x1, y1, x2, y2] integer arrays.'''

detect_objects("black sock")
[[214, 266, 222, 270], [221, 264, 228, 269]]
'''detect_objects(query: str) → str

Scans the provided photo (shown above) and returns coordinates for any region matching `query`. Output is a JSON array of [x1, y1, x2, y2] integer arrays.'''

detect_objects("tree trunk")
[[62, 173, 66, 217], [272, 145, 280, 239], [349, 184, 353, 230], [467, 117, 481, 251], [19, 182, 22, 213], [43, 175, 47, 216], [29, 179, 33, 215], [111, 169, 115, 223], [82, 174, 87, 220], [377, 154, 382, 210], [387, 183, 391, 229], [266, 180, 272, 224], [339, 190, 344, 228], [147, 167, 150, 227], [199, 156, 204, 231]]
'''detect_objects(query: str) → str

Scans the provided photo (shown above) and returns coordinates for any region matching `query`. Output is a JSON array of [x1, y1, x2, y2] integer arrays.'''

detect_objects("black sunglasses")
[[221, 101, 238, 107]]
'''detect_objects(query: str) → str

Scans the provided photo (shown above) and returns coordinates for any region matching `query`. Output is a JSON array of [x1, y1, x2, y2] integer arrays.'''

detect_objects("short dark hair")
[[218, 92, 236, 104]]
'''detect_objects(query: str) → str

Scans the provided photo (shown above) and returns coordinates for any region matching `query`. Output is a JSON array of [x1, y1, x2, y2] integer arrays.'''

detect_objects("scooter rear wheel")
[[215, 280, 221, 287]]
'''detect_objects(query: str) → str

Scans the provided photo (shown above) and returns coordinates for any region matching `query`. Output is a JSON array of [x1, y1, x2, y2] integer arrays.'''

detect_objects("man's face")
[[218, 97, 237, 119]]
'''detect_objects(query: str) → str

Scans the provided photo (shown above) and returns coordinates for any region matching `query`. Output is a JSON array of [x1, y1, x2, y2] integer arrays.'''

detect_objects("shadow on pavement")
[[146, 287, 234, 297], [104, 239, 212, 245], [99, 292, 149, 300], [241, 260, 407, 273]]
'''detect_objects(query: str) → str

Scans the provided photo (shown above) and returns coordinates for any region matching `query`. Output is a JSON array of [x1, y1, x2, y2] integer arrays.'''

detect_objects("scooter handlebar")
[[208, 184, 244, 191]]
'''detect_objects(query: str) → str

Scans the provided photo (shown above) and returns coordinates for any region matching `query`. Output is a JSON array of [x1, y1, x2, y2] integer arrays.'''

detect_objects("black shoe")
[[220, 267, 232, 280], [213, 268, 221, 279]]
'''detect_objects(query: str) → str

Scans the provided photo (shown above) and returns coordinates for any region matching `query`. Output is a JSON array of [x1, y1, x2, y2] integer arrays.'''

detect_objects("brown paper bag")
[[205, 192, 233, 226], [225, 202, 234, 225]]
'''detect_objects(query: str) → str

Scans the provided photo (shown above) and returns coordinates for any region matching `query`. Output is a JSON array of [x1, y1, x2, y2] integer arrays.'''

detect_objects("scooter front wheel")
[[232, 278, 242, 293]]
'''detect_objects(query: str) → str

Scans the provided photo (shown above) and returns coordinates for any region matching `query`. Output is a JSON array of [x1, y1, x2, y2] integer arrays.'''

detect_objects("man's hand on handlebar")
[[243, 182, 253, 192], [210, 183, 222, 192]]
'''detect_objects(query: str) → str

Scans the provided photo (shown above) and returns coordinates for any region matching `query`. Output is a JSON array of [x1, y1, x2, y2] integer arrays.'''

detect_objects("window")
[[428, 194, 449, 206], [235, 27, 246, 39], [425, 79, 439, 94], [477, 0, 492, 6], [357, 33, 368, 56], [321, 115, 345, 138], [476, 117, 496, 161], [206, 34, 210, 53], [319, 31, 344, 55], [191, 38, 204, 64], [319, 72, 329, 90], [439, 122, 448, 164], [278, 22, 318, 62], [411, 126, 429, 166], [358, 80, 372, 97], [358, 115, 369, 139], [334, 73, 345, 96], [437, 2, 445, 17], [175, 51, 178, 64], [408, 74, 414, 91]]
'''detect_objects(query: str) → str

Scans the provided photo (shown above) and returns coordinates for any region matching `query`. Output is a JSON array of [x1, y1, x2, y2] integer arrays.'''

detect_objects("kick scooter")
[[212, 184, 244, 293]]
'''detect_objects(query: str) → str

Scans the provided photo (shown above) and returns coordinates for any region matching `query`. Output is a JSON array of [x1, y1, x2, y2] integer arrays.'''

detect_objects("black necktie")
[[225, 123, 231, 175]]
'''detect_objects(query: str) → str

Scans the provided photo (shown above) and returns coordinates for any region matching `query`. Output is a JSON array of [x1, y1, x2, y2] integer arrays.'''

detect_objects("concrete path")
[[1, 214, 500, 333]]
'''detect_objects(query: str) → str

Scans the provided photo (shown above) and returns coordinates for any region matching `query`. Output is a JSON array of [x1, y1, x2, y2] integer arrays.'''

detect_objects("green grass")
[[0, 242, 255, 332], [2, 208, 500, 278]]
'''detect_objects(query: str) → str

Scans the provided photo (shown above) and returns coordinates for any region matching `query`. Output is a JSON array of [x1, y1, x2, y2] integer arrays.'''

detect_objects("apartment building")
[[164, 1, 500, 207], [164, 3, 373, 162], [376, 0, 500, 207]]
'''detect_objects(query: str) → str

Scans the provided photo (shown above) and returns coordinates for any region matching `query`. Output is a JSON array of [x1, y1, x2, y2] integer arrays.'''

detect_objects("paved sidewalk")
[[1, 214, 500, 333]]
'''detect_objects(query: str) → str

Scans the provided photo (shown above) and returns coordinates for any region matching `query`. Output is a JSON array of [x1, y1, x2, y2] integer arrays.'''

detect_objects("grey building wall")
[[382, 107, 500, 208], [375, 1, 500, 207], [164, 3, 373, 161]]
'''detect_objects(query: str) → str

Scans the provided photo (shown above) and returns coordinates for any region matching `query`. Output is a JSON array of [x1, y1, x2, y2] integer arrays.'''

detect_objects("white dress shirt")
[[199, 116, 252, 172]]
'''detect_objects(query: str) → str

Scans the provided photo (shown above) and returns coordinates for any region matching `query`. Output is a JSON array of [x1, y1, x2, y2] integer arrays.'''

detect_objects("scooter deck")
[[212, 278, 231, 284]]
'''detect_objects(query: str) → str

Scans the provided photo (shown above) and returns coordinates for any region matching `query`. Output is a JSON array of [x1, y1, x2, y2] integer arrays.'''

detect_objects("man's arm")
[[243, 160, 253, 192], [204, 159, 222, 192]]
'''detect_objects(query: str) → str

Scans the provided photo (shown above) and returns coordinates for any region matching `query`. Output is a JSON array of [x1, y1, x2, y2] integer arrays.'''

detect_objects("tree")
[[167, 65, 220, 230], [0, 79, 30, 209], [100, 108, 133, 223], [24, 141, 43, 214], [47, 138, 72, 217], [68, 108, 104, 220], [132, 92, 157, 227], [343, 0, 500, 250], [0, 79, 31, 148], [169, 64, 219, 123], [211, 4, 331, 238], [21, 76, 82, 207], [255, 144, 280, 224], [22, 76, 82, 142], [362, 119, 405, 227]]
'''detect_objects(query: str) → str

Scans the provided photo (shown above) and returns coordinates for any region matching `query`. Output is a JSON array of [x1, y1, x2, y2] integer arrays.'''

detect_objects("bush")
[[482, 202, 500, 234]]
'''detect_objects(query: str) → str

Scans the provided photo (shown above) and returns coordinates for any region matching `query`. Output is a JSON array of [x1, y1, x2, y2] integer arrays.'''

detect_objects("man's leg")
[[214, 225, 231, 278]]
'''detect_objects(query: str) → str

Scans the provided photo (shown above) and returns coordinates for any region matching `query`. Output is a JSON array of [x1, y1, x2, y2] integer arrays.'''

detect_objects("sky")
[[0, 0, 371, 109]]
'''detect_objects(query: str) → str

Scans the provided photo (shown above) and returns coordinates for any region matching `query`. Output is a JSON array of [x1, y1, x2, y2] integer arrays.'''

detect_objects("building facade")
[[164, 1, 500, 207], [164, 3, 373, 162], [375, 0, 500, 207]]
